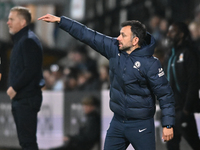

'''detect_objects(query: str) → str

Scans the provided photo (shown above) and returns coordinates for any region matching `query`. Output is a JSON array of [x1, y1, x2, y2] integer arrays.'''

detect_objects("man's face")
[[167, 25, 182, 47], [7, 11, 25, 35], [117, 26, 134, 51]]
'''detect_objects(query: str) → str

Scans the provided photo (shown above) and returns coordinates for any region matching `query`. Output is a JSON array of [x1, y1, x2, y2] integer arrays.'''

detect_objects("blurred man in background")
[[51, 95, 101, 150], [164, 22, 200, 150], [7, 6, 44, 150]]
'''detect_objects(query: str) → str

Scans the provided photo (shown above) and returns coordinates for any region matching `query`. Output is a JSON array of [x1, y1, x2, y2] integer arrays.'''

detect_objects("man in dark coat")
[[164, 22, 200, 150], [7, 6, 44, 150]]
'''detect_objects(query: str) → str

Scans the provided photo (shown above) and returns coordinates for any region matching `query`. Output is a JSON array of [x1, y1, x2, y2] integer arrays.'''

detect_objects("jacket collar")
[[174, 42, 189, 51], [12, 26, 29, 43]]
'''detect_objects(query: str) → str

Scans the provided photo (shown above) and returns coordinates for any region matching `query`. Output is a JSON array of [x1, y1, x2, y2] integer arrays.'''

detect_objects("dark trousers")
[[104, 114, 155, 150], [166, 110, 200, 150], [12, 92, 42, 150]]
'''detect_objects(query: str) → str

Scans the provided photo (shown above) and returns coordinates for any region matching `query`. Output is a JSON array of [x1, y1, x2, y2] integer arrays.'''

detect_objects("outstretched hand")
[[38, 14, 61, 23]]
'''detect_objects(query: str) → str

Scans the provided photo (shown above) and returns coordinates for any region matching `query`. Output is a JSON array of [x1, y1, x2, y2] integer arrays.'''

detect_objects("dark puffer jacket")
[[59, 16, 175, 126]]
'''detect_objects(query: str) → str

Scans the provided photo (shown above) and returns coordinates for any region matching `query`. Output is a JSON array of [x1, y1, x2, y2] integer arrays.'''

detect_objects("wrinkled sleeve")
[[147, 59, 175, 126]]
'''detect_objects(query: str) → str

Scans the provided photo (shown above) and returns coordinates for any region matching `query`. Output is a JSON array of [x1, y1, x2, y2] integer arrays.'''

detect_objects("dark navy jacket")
[[9, 26, 44, 99], [59, 16, 175, 126]]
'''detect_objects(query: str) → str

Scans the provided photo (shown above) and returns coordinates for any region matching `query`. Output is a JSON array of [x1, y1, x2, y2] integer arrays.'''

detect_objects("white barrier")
[[37, 91, 64, 149]]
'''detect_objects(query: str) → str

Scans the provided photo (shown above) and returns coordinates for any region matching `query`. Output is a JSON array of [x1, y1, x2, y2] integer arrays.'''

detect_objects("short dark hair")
[[10, 6, 31, 25], [121, 20, 147, 46]]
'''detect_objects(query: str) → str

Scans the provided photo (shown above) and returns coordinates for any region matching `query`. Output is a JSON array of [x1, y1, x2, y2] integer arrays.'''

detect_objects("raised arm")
[[38, 14, 118, 59]]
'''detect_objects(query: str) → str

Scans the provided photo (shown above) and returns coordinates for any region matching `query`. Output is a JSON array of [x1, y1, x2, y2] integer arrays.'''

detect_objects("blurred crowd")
[[42, 4, 200, 92], [43, 45, 110, 91], [150, 4, 200, 66]]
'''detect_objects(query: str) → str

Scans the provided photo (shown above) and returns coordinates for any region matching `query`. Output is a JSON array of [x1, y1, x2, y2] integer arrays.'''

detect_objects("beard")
[[119, 45, 132, 52], [8, 28, 15, 35], [166, 38, 173, 48], [9, 31, 15, 35], [167, 36, 181, 48]]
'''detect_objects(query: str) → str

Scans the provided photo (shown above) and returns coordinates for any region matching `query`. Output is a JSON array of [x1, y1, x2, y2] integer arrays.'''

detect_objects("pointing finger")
[[38, 14, 49, 20]]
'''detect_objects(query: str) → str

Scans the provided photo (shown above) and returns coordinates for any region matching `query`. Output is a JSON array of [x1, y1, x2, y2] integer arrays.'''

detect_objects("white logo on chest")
[[133, 61, 141, 69], [177, 53, 184, 63]]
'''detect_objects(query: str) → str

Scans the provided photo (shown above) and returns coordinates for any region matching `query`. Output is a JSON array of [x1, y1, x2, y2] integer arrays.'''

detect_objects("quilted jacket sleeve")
[[58, 16, 118, 59], [147, 59, 175, 126]]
